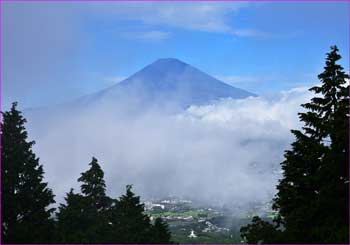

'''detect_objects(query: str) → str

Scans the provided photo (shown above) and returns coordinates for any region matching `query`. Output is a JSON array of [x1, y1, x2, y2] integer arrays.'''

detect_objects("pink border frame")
[[0, 0, 349, 244]]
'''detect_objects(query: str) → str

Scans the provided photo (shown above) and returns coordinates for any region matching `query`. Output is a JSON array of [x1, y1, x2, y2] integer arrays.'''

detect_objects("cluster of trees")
[[1, 45, 348, 244], [1, 104, 172, 244], [240, 46, 349, 243]]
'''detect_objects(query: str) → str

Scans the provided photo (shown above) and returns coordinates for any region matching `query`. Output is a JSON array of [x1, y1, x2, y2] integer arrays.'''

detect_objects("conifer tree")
[[306, 45, 349, 242], [56, 189, 89, 243], [1, 102, 56, 243], [109, 185, 152, 243], [78, 157, 112, 242], [78, 157, 112, 212], [274, 45, 349, 243], [240, 216, 282, 244], [57, 157, 112, 243], [241, 46, 349, 243], [151, 217, 173, 243]]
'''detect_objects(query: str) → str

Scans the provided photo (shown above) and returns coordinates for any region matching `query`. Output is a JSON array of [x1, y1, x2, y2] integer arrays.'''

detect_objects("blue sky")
[[2, 1, 349, 109]]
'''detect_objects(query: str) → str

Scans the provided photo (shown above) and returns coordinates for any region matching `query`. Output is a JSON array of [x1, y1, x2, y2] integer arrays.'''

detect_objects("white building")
[[188, 230, 197, 238]]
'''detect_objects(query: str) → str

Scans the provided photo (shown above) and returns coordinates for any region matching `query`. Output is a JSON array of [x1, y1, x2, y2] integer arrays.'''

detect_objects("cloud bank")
[[24, 86, 313, 209]]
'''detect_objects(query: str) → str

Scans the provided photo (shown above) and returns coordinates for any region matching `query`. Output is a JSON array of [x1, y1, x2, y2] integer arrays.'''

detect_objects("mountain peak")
[[153, 58, 187, 65], [79, 58, 256, 108], [155, 57, 183, 62], [146, 58, 189, 73]]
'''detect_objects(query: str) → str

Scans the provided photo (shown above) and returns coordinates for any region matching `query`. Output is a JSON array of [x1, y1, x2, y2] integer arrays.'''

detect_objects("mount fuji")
[[76, 58, 256, 109]]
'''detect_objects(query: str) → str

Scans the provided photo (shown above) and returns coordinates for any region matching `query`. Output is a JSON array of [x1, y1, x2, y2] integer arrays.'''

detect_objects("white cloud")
[[87, 2, 265, 37], [215, 73, 321, 92], [122, 30, 171, 41], [231, 29, 270, 38], [24, 86, 314, 209], [215, 75, 268, 86]]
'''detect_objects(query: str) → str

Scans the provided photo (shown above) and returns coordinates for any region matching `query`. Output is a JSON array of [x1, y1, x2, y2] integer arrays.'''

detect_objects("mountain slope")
[[77, 58, 255, 108]]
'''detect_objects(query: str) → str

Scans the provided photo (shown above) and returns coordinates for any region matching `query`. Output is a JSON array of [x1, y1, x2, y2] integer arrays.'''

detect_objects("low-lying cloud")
[[24, 87, 313, 209]]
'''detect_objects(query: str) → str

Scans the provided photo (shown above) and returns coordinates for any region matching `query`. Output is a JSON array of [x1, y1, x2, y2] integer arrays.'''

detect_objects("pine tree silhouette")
[[1, 102, 56, 243], [109, 185, 152, 243], [151, 217, 173, 243], [241, 45, 349, 243], [57, 157, 112, 243]]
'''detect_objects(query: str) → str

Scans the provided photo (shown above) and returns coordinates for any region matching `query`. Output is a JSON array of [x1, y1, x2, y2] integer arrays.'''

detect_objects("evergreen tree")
[[241, 46, 349, 243], [307, 45, 349, 242], [271, 129, 327, 242], [240, 216, 282, 244], [1, 102, 56, 243], [109, 185, 152, 243], [77, 157, 112, 243], [78, 157, 111, 211], [56, 189, 89, 243], [56, 157, 112, 243], [151, 217, 173, 243]]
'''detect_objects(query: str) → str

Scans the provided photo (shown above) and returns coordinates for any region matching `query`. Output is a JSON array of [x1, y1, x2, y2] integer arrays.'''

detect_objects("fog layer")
[[24, 87, 312, 207]]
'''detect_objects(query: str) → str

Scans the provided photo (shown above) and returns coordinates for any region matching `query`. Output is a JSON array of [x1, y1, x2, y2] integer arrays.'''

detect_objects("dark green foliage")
[[272, 129, 326, 243], [240, 216, 282, 244], [241, 46, 349, 243], [1, 102, 56, 243], [76, 157, 113, 243], [107, 185, 173, 243], [275, 45, 350, 243], [56, 189, 89, 243], [151, 217, 173, 243], [56, 160, 172, 244], [108, 185, 153, 243], [56, 157, 112, 243], [78, 157, 111, 211]]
